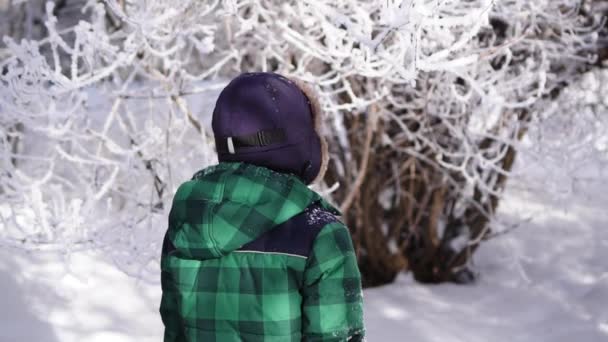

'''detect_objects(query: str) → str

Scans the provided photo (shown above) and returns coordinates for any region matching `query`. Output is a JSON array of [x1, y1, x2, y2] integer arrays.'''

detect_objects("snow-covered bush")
[[0, 0, 604, 284]]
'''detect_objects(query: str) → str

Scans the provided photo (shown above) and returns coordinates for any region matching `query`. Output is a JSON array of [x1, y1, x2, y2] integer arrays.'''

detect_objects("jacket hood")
[[166, 162, 340, 261]]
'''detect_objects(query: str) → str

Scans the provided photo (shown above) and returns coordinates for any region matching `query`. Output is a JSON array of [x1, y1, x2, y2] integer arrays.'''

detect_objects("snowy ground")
[[2, 127, 608, 341]]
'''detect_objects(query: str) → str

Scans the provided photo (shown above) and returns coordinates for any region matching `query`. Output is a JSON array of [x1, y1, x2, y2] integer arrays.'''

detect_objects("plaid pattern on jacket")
[[160, 162, 365, 341]]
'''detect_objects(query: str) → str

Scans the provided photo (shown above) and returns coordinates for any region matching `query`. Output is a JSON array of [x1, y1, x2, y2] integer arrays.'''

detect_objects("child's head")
[[212, 72, 328, 184]]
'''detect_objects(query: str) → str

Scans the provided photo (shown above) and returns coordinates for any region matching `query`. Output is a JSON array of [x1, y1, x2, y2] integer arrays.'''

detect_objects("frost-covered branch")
[[0, 0, 604, 282]]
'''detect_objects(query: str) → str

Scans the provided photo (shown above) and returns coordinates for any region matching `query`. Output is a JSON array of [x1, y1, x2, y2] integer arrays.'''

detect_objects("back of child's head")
[[212, 72, 327, 184]]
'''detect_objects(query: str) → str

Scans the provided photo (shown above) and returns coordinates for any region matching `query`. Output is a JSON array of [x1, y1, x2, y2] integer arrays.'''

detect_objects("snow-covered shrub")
[[0, 0, 604, 284]]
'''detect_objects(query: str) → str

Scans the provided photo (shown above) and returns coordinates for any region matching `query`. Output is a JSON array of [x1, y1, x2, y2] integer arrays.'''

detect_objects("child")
[[160, 72, 365, 341]]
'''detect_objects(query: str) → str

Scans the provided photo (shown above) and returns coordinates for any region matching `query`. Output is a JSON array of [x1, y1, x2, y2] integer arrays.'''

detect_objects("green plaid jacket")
[[160, 162, 364, 341]]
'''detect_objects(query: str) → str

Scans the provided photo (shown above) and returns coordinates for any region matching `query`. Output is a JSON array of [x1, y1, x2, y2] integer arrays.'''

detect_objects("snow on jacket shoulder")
[[160, 162, 365, 342]]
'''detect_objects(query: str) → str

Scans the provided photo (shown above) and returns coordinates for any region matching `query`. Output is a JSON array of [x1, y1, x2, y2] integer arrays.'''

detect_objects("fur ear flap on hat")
[[290, 78, 329, 185]]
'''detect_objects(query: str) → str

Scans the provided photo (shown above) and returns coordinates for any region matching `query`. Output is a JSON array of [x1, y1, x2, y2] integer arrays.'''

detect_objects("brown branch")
[[340, 104, 379, 214]]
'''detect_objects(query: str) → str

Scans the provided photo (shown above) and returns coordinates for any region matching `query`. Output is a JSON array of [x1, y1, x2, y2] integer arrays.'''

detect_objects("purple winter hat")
[[212, 72, 325, 184]]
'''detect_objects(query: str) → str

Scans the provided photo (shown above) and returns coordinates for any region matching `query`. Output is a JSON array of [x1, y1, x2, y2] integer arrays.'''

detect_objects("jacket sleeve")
[[301, 222, 365, 341], [159, 233, 184, 342]]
